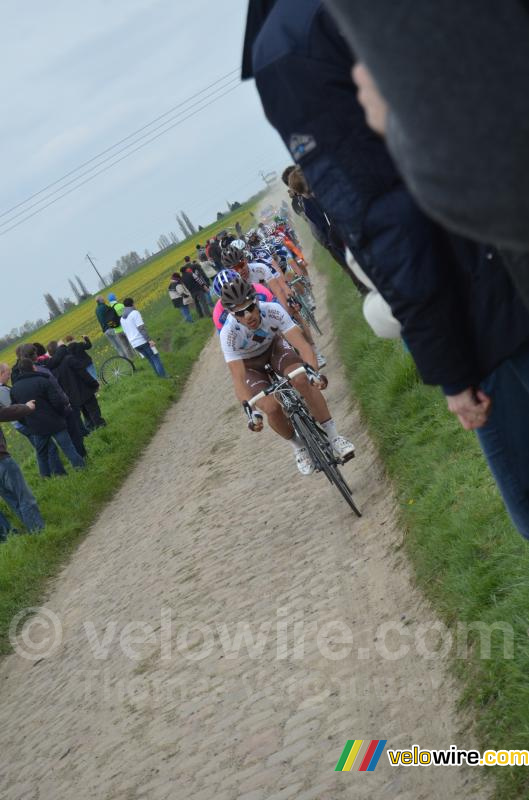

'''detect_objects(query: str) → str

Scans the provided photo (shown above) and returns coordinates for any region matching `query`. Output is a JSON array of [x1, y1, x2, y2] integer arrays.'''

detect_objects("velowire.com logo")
[[335, 739, 387, 772]]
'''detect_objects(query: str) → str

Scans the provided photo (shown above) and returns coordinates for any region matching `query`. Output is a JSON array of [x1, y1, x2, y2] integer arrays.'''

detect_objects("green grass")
[[320, 248, 529, 799], [0, 295, 213, 653]]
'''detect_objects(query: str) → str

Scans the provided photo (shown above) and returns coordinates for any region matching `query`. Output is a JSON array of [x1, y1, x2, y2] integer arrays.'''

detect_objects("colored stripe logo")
[[335, 739, 387, 772]]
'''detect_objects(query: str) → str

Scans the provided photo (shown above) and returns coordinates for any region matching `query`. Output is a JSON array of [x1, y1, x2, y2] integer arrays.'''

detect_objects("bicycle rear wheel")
[[292, 411, 361, 517], [99, 356, 135, 385]]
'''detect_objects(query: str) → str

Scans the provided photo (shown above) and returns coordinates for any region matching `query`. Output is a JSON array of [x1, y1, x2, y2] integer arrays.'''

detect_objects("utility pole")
[[85, 253, 107, 288]]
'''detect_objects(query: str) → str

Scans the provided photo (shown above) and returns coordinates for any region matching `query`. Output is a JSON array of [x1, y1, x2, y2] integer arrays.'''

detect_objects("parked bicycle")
[[98, 355, 135, 386]]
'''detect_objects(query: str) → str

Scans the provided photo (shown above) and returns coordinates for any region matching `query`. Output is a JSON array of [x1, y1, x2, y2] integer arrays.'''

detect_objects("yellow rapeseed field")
[[0, 206, 257, 366]]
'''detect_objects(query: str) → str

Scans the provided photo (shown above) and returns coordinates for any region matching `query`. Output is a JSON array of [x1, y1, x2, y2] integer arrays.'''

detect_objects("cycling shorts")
[[244, 335, 301, 393]]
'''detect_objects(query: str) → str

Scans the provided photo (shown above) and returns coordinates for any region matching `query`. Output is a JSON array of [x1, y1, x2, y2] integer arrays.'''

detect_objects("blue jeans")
[[86, 364, 98, 380], [15, 423, 66, 477], [135, 343, 167, 377], [33, 429, 85, 476], [180, 305, 193, 323], [477, 342, 529, 539], [0, 456, 45, 533]]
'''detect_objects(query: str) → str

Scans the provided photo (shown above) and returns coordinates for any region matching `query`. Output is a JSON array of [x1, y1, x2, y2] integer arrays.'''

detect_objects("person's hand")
[[352, 63, 388, 136], [148, 340, 156, 347], [247, 410, 264, 432], [310, 373, 328, 390], [446, 388, 492, 430], [25, 400, 36, 411]]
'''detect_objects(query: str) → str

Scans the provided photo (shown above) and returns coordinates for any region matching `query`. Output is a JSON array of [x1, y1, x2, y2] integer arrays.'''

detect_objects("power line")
[[0, 73, 241, 228], [0, 66, 240, 221], [0, 82, 242, 237]]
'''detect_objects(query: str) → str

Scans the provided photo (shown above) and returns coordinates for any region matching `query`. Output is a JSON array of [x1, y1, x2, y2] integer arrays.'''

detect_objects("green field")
[[0, 203, 258, 368]]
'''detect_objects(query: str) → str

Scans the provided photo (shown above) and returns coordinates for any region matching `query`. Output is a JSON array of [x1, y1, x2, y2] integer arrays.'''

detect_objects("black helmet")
[[220, 275, 256, 310], [221, 244, 246, 267]]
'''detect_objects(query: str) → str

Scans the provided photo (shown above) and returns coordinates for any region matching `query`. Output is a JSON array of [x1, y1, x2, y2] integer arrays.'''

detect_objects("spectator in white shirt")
[[120, 298, 167, 377]]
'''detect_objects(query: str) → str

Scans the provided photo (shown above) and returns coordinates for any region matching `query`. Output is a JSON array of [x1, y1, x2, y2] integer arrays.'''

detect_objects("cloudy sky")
[[0, 0, 288, 334]]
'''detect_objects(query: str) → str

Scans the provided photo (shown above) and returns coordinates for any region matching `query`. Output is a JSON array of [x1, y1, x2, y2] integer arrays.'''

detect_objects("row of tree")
[[1, 204, 241, 349]]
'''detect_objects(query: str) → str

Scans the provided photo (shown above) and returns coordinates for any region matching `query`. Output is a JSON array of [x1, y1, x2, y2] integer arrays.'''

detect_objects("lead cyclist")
[[218, 274, 355, 475]]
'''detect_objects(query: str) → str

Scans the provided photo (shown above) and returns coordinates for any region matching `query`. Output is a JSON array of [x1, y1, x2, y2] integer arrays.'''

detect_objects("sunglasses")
[[233, 302, 258, 318]]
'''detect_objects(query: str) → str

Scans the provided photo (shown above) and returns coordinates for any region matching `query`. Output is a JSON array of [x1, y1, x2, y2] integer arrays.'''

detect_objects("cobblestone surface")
[[0, 269, 490, 799]]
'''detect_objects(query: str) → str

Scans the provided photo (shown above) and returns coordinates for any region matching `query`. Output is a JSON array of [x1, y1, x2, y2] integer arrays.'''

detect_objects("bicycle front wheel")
[[99, 356, 135, 385], [292, 411, 362, 517], [298, 294, 323, 336]]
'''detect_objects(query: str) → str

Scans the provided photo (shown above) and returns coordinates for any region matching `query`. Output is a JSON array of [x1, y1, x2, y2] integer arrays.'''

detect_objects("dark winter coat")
[[47, 346, 99, 408], [10, 373, 68, 435], [67, 337, 93, 370]]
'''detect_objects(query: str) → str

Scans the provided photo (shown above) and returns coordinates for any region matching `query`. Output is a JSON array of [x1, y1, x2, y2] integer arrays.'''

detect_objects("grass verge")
[[0, 296, 212, 654], [320, 248, 529, 800]]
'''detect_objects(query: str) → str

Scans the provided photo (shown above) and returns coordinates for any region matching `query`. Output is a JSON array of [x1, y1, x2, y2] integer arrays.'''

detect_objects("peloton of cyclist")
[[218, 273, 354, 475], [221, 243, 326, 368]]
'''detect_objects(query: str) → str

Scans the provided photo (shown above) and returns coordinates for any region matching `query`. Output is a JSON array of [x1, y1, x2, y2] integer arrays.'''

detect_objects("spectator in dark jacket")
[[168, 273, 194, 323], [65, 335, 97, 379], [0, 360, 65, 477], [10, 360, 85, 476], [180, 260, 211, 318], [47, 341, 105, 439], [324, 0, 529, 258], [244, 0, 529, 541], [0, 401, 45, 539], [206, 238, 223, 271]]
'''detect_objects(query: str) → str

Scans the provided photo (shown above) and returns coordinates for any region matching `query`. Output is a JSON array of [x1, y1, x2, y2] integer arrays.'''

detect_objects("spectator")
[[235, 220, 243, 239], [120, 298, 167, 377], [47, 341, 105, 440], [95, 296, 133, 360], [180, 260, 211, 318], [190, 258, 215, 310], [206, 237, 223, 271], [0, 361, 65, 477], [0, 400, 45, 541], [65, 334, 97, 379], [195, 243, 207, 262], [11, 359, 85, 476], [33, 342, 50, 363], [168, 272, 194, 323], [108, 293, 136, 360], [323, 0, 529, 258]]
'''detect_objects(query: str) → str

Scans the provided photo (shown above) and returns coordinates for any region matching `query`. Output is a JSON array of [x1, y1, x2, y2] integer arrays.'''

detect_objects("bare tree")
[[75, 274, 90, 298], [68, 278, 82, 303], [176, 214, 189, 239], [157, 234, 171, 250], [44, 293, 62, 319], [181, 210, 197, 235], [169, 231, 179, 244]]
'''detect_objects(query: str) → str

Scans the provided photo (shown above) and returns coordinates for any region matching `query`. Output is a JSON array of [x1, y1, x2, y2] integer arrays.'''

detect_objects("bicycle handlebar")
[[248, 365, 309, 408]]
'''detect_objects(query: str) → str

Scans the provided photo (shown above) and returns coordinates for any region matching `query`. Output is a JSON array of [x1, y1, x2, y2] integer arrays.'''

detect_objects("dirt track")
[[0, 269, 490, 800]]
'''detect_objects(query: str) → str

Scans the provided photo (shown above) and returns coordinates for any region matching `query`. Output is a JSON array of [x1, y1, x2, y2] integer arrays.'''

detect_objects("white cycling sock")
[[287, 433, 304, 452], [321, 418, 338, 441]]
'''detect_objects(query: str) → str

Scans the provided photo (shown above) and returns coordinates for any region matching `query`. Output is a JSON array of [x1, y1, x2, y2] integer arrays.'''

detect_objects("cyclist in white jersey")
[[221, 243, 326, 369], [219, 274, 354, 475]]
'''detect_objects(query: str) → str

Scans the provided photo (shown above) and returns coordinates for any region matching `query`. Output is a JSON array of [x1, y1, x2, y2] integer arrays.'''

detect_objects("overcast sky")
[[0, 0, 288, 334]]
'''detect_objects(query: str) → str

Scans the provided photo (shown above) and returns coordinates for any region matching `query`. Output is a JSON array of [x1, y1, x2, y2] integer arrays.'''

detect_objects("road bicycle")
[[247, 365, 361, 516], [98, 355, 135, 385], [287, 276, 322, 336]]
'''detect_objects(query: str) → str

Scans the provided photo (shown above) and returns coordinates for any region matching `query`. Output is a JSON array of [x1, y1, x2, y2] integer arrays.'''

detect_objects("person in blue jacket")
[[243, 0, 529, 540]]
